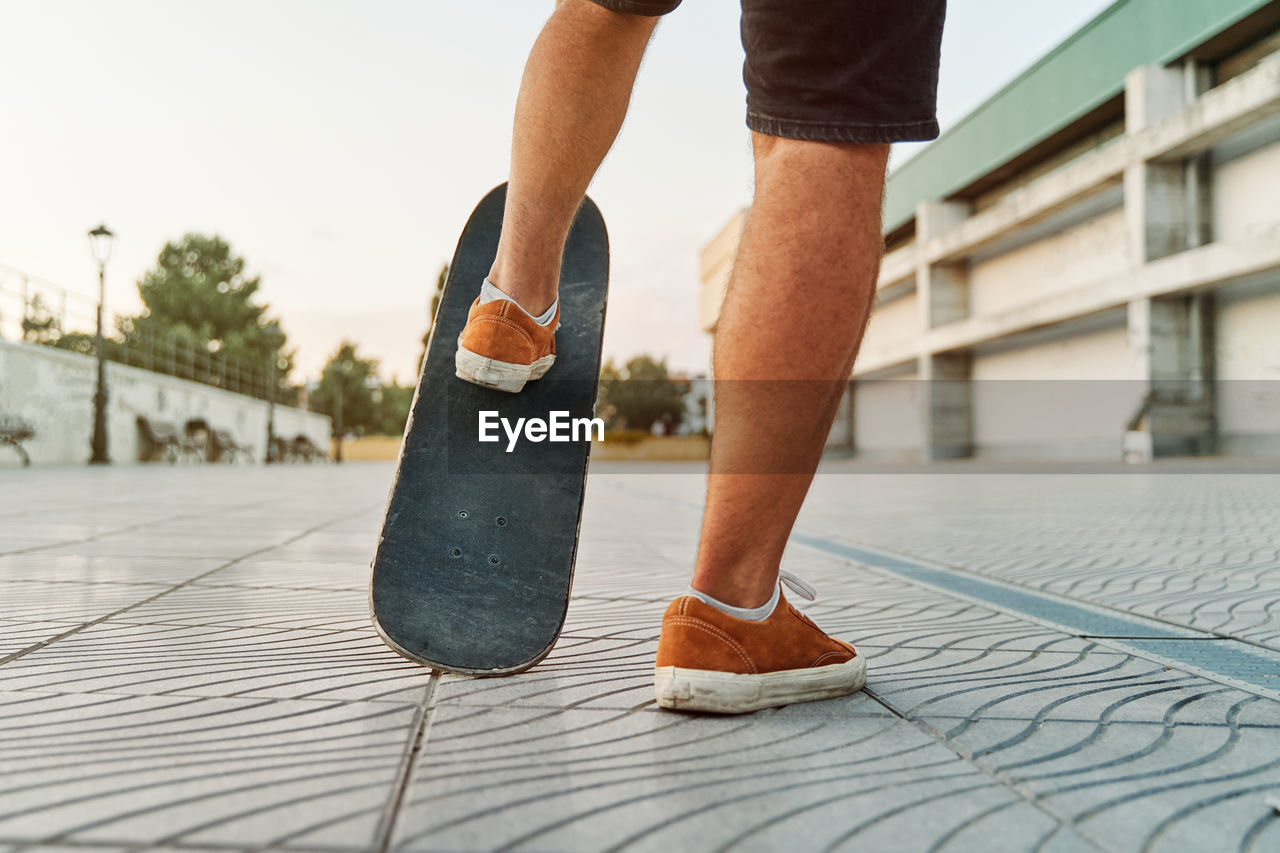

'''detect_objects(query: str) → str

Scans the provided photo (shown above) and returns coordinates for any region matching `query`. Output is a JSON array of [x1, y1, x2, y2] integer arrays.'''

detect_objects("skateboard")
[[369, 183, 609, 675]]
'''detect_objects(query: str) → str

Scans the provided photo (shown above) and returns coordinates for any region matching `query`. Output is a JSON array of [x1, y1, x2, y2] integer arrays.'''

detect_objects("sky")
[[0, 0, 1114, 386]]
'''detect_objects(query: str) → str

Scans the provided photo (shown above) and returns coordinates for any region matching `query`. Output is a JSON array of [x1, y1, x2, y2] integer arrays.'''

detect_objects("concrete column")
[[1123, 63, 1217, 457], [1127, 294, 1216, 456], [918, 351, 973, 461], [1124, 64, 1192, 262], [915, 200, 974, 460], [1184, 61, 1215, 249], [915, 200, 972, 328]]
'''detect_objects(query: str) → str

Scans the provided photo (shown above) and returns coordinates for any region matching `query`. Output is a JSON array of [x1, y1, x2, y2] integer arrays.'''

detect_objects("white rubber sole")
[[455, 344, 554, 393], [654, 656, 867, 714]]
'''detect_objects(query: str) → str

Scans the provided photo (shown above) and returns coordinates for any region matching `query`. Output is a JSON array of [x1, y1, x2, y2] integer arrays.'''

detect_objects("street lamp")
[[267, 355, 288, 464], [88, 223, 115, 465]]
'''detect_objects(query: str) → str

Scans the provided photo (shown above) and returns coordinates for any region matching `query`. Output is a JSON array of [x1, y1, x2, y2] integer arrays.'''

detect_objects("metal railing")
[[0, 262, 276, 401]]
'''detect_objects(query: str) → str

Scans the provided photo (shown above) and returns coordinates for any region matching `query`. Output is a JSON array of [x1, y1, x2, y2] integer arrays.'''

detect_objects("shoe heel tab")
[[664, 596, 693, 619]]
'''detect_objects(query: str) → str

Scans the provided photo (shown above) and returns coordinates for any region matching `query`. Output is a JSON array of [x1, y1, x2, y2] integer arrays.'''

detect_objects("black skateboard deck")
[[369, 183, 609, 675]]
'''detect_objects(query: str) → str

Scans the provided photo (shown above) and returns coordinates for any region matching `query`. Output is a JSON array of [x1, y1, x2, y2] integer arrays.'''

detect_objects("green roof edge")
[[883, 0, 1274, 233]]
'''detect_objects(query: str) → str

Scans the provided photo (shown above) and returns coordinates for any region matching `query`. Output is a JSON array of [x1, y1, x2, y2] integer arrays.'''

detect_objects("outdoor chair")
[[0, 416, 35, 467], [136, 416, 182, 463]]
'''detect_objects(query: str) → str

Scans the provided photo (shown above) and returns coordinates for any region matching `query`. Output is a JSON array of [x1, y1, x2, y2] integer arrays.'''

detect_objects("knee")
[[751, 134, 890, 191], [753, 133, 889, 169]]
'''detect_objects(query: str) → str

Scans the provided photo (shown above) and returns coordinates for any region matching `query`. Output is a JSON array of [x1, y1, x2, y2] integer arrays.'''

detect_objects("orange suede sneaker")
[[455, 295, 558, 393], [654, 574, 865, 714]]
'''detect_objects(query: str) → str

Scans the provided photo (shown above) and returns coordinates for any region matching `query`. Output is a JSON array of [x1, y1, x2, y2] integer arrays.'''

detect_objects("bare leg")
[[691, 134, 890, 608], [489, 0, 658, 315]]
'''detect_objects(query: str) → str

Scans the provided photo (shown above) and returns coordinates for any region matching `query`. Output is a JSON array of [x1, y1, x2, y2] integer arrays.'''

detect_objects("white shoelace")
[[686, 570, 817, 621], [779, 570, 816, 602]]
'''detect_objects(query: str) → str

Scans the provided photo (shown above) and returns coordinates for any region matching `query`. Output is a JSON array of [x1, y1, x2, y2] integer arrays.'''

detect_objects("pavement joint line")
[[1086, 637, 1280, 705], [372, 673, 439, 853], [0, 504, 383, 668], [1079, 635, 1237, 640], [605, 480, 1280, 698], [789, 532, 1280, 703], [783, 706, 1090, 853], [0, 839, 361, 853], [0, 500, 276, 559]]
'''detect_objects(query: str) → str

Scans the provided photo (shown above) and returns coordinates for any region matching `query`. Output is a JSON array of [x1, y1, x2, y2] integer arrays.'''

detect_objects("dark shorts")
[[588, 0, 945, 144]]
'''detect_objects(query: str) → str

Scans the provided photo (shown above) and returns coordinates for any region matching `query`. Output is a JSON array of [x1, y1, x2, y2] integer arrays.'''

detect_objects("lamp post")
[[88, 224, 115, 465], [267, 356, 277, 464], [333, 363, 346, 464], [266, 355, 287, 464]]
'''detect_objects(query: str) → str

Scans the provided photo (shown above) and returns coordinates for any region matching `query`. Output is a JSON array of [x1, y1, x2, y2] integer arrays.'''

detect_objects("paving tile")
[[0, 846, 133, 853], [2, 462, 1279, 852], [396, 706, 1050, 853], [0, 690, 412, 849], [434, 636, 657, 711], [110, 585, 372, 632], [0, 580, 169, 623], [976, 720, 1280, 852], [192, 558, 372, 591], [557, 597, 670, 638], [0, 521, 126, 539], [787, 470, 1280, 655], [21, 538, 262, 560], [0, 537, 74, 555], [0, 621, 74, 659], [0, 554, 226, 586], [867, 647, 1267, 724], [0, 621, 428, 702]]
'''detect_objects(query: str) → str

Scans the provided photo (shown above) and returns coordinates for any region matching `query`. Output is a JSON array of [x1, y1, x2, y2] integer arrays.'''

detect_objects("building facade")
[[700, 0, 1280, 461]]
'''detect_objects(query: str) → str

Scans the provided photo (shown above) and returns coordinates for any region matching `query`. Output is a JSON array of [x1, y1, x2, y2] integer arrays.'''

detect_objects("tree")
[[21, 294, 61, 345], [310, 341, 379, 436], [371, 383, 415, 436], [118, 234, 294, 398], [52, 332, 96, 357], [417, 263, 448, 375], [597, 355, 688, 434]]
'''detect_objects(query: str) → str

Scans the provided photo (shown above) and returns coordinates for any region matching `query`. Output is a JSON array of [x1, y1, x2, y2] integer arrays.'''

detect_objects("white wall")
[[1216, 279, 1280, 448], [968, 206, 1130, 317], [859, 289, 918, 369], [826, 385, 853, 449], [1192, 122, 1280, 450], [970, 323, 1140, 458], [1214, 139, 1280, 243], [853, 370, 923, 460], [970, 322, 1131, 381], [0, 339, 330, 467]]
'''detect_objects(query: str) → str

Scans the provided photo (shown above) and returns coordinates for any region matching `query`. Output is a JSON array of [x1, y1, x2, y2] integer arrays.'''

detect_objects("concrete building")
[[700, 0, 1280, 461]]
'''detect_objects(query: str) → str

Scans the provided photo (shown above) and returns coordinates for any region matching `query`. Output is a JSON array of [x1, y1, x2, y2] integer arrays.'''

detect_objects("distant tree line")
[[19, 233, 419, 437], [18, 241, 695, 440], [598, 355, 689, 435]]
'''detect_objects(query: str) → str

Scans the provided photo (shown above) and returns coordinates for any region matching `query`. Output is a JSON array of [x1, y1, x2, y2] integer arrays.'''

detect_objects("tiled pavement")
[[0, 461, 1277, 852]]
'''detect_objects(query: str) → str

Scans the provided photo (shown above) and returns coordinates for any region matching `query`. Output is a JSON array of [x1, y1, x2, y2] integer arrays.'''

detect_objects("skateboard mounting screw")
[[450, 547, 462, 557], [489, 555, 500, 565], [457, 510, 469, 519], [496, 517, 506, 526]]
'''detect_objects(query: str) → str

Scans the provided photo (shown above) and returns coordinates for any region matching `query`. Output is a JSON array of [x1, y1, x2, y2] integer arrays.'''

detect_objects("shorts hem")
[[746, 113, 940, 144], [586, 0, 681, 15]]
